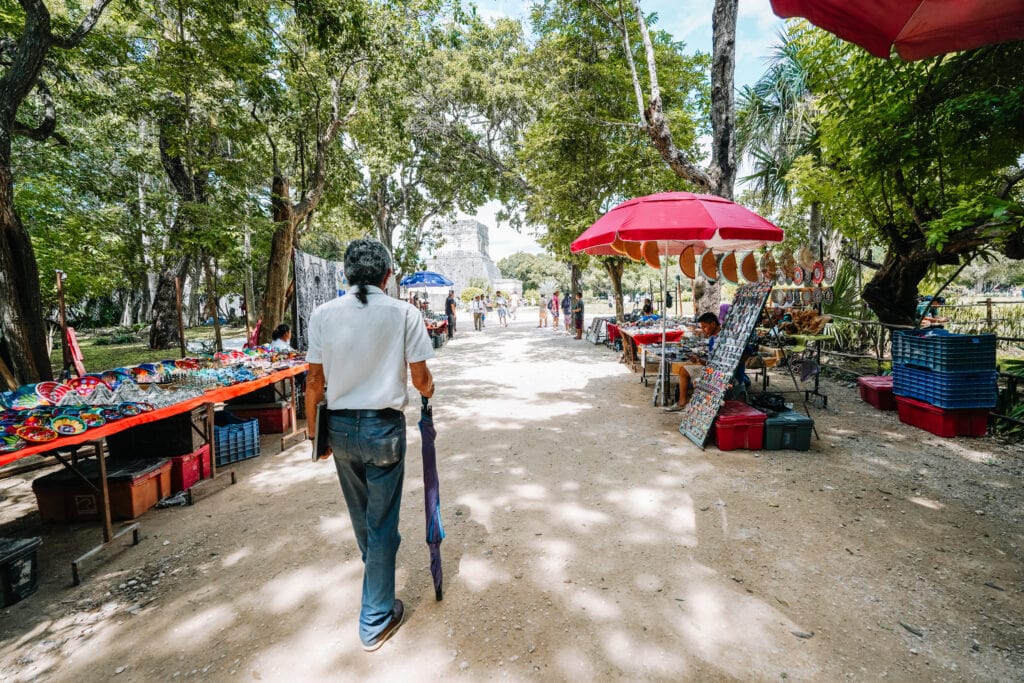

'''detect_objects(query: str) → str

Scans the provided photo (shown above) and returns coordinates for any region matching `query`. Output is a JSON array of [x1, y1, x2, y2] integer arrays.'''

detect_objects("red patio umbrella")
[[770, 0, 1024, 61], [570, 192, 783, 256]]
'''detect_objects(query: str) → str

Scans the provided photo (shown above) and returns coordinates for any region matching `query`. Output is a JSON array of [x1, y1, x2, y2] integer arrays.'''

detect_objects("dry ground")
[[1, 310, 1023, 681]]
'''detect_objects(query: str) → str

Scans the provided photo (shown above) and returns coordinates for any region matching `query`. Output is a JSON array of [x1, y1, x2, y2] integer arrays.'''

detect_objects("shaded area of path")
[[0, 312, 1022, 680]]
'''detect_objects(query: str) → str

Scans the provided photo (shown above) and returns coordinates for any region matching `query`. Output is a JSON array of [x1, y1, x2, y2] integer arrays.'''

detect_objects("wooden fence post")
[[986, 297, 993, 329]]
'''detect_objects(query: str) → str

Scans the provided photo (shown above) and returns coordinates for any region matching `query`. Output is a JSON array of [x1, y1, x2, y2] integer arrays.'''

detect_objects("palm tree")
[[736, 28, 823, 249]]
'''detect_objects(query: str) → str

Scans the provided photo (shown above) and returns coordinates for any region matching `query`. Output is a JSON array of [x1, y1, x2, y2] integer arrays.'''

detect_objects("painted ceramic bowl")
[[10, 390, 42, 410], [50, 415, 87, 436], [0, 435, 25, 453], [100, 408, 124, 422], [16, 425, 58, 443], [34, 381, 60, 404], [48, 383, 72, 403], [101, 369, 134, 390], [118, 402, 154, 417], [79, 411, 106, 428]]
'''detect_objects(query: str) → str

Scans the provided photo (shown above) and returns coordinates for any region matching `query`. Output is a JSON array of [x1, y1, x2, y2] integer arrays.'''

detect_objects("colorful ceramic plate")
[[50, 415, 87, 436], [129, 366, 159, 383], [101, 370, 134, 390], [10, 390, 42, 410], [16, 425, 58, 443], [175, 359, 199, 370], [791, 266, 804, 285], [100, 408, 124, 422], [79, 411, 106, 428], [118, 402, 153, 417], [68, 374, 109, 397], [811, 261, 825, 285], [824, 257, 838, 282], [823, 288, 834, 305], [35, 381, 60, 403], [0, 435, 25, 453]]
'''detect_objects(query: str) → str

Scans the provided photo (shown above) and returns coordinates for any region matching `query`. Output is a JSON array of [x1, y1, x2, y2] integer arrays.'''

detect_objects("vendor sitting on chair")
[[665, 312, 721, 413]]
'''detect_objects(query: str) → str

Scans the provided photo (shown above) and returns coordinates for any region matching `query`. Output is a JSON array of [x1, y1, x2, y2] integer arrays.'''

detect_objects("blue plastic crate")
[[214, 412, 260, 466], [892, 364, 998, 409], [892, 329, 996, 372]]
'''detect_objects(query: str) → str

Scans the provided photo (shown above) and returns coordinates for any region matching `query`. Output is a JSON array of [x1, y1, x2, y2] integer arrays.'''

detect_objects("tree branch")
[[998, 168, 1024, 199], [50, 0, 115, 49], [11, 78, 66, 144]]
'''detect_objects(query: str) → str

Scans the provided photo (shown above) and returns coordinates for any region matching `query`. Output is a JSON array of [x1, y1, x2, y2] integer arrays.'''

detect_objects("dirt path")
[[1, 311, 1023, 681]]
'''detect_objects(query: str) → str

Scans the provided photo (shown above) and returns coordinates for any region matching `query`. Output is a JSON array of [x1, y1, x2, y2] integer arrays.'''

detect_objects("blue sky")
[[457, 0, 788, 260]]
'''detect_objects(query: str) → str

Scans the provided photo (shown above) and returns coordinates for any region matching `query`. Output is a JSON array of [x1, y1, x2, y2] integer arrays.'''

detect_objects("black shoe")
[[363, 600, 404, 652]]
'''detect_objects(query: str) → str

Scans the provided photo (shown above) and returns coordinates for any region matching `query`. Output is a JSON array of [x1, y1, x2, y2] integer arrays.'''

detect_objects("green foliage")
[[460, 286, 484, 303]]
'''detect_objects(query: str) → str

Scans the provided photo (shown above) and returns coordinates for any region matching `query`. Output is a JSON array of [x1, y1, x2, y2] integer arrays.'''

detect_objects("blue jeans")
[[329, 411, 406, 645]]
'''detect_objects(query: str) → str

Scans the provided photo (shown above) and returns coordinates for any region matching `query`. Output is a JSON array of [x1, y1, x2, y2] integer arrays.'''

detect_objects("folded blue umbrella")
[[401, 271, 454, 288], [419, 396, 445, 600]]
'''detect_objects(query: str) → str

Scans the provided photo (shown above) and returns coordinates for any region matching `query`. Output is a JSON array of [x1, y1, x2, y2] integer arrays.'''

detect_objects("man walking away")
[[305, 238, 435, 652], [538, 294, 549, 327], [495, 291, 509, 327], [444, 290, 457, 339]]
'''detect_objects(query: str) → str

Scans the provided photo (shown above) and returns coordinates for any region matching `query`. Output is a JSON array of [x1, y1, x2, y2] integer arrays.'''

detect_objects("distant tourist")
[[509, 292, 519, 319], [444, 290, 457, 339], [573, 292, 585, 339], [561, 290, 572, 332], [495, 291, 509, 327], [538, 294, 549, 327], [471, 295, 485, 331], [549, 290, 561, 331]]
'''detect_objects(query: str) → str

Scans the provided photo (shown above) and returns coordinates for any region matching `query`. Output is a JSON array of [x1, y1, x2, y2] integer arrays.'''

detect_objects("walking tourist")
[[495, 291, 509, 327], [538, 294, 549, 327], [509, 292, 519, 319], [304, 238, 435, 652]]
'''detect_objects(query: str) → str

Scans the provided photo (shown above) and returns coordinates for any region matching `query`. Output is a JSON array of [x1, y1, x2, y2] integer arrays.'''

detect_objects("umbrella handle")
[[422, 395, 429, 408]]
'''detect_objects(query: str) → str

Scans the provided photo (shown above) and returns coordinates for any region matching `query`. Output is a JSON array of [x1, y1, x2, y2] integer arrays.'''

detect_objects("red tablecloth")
[[426, 320, 448, 333], [0, 364, 308, 467], [621, 329, 686, 346], [607, 323, 621, 343]]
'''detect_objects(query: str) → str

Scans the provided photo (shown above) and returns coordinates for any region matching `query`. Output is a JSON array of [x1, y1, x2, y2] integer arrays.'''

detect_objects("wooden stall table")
[[0, 363, 308, 584], [618, 328, 687, 381]]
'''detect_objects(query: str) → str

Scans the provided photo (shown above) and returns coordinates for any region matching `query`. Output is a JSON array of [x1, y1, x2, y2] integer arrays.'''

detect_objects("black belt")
[[327, 408, 402, 418]]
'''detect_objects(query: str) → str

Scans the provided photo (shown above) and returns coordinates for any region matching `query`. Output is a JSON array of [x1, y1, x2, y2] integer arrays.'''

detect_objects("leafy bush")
[[460, 287, 484, 303]]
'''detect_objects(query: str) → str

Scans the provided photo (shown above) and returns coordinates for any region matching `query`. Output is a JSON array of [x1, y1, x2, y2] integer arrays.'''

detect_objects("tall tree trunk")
[[569, 263, 582, 298], [862, 250, 932, 327], [259, 173, 296, 342], [204, 255, 222, 351], [149, 259, 189, 349], [602, 257, 626, 322]]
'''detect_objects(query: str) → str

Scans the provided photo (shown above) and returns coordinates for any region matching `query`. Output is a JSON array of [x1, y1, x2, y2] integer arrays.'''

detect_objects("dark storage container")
[[106, 411, 204, 460], [0, 537, 42, 606], [214, 412, 260, 466], [764, 410, 814, 451]]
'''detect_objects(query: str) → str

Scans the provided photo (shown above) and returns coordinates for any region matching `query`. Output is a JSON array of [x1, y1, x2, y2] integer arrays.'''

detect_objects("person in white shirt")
[[304, 239, 434, 652], [495, 292, 509, 327], [471, 295, 485, 331], [538, 294, 549, 327], [269, 324, 292, 351]]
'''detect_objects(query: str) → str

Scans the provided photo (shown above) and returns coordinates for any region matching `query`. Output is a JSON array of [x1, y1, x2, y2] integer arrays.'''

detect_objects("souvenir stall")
[[0, 348, 308, 587]]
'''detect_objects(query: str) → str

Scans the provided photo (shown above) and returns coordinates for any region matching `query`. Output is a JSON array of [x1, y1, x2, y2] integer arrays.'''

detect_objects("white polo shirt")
[[306, 286, 435, 411]]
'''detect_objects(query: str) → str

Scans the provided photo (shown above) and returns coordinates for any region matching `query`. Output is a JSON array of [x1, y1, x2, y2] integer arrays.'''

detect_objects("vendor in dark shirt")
[[641, 298, 654, 315], [444, 290, 457, 339]]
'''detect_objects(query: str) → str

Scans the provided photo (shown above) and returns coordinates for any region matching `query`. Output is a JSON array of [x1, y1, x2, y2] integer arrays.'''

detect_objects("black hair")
[[697, 312, 720, 325], [344, 239, 392, 305], [271, 323, 290, 341]]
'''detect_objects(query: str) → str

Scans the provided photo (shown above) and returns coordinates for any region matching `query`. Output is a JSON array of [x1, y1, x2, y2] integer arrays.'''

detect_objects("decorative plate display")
[[22, 415, 48, 427], [50, 415, 87, 436], [100, 408, 124, 422], [175, 358, 199, 370], [10, 390, 42, 410], [55, 406, 84, 415], [35, 382, 60, 404], [811, 288, 824, 305], [79, 411, 106, 428], [791, 266, 804, 285], [129, 366, 160, 383], [824, 257, 838, 282], [0, 435, 25, 453], [811, 261, 825, 285], [16, 425, 58, 443], [823, 288, 834, 305], [68, 374, 109, 397], [101, 370, 134, 390]]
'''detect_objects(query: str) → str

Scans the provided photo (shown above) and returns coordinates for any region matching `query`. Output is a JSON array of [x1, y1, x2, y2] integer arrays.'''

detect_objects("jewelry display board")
[[679, 281, 774, 448]]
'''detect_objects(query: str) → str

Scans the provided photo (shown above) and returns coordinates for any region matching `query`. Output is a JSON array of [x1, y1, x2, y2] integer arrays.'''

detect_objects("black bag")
[[749, 392, 787, 414]]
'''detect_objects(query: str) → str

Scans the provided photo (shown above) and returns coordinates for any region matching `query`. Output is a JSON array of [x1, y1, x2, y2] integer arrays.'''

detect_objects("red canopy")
[[570, 192, 783, 256], [771, 0, 1024, 61]]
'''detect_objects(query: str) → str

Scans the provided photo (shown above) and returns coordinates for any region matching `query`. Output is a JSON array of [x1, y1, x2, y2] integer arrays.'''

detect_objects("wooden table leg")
[[279, 374, 307, 450]]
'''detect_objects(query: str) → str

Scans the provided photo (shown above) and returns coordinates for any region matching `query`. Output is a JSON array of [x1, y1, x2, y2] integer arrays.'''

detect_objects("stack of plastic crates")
[[214, 412, 261, 466], [892, 329, 996, 437]]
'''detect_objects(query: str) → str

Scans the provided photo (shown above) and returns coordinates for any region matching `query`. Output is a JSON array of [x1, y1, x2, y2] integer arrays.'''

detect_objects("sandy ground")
[[1, 309, 1023, 682]]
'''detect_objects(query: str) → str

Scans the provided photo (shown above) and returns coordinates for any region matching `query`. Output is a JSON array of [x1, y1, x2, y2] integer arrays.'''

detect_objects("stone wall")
[[424, 219, 504, 297]]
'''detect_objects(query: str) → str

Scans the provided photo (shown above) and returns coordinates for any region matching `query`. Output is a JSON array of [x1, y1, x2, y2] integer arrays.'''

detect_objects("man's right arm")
[[305, 363, 327, 444], [410, 361, 434, 398]]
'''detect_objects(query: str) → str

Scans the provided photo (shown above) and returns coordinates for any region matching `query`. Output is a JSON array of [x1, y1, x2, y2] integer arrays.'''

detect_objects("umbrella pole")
[[659, 240, 669, 406]]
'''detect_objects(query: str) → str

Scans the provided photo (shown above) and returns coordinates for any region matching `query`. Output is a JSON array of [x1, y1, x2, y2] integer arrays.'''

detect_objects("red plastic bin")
[[225, 401, 292, 434], [713, 400, 766, 451], [858, 375, 896, 411], [169, 445, 211, 493], [895, 396, 988, 437]]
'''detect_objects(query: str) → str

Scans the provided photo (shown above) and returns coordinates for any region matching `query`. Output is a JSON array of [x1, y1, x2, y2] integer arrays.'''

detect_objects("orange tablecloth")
[[0, 364, 308, 467]]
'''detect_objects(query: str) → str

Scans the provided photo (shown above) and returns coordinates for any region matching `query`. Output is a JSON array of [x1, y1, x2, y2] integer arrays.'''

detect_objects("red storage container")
[[895, 396, 989, 437], [225, 401, 292, 434], [858, 375, 896, 411], [169, 445, 211, 493], [713, 401, 766, 451], [32, 459, 172, 522]]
